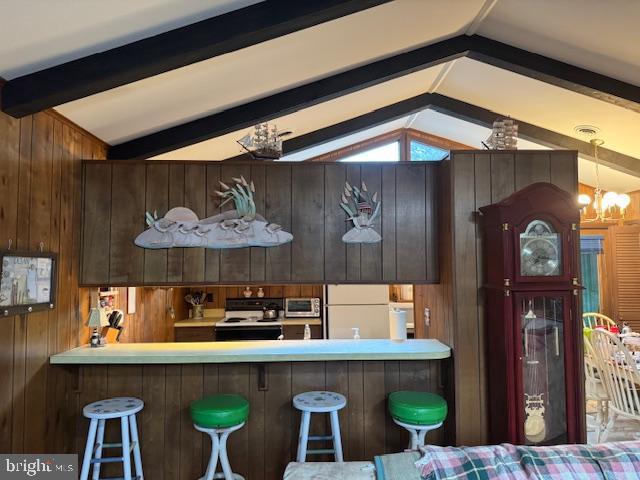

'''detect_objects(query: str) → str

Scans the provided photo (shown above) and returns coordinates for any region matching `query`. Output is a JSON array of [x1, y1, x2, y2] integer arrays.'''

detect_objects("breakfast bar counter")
[[50, 339, 451, 364]]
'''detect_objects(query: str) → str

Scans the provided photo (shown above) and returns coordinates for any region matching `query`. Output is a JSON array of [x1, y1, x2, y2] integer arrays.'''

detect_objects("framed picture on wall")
[[0, 251, 57, 316]]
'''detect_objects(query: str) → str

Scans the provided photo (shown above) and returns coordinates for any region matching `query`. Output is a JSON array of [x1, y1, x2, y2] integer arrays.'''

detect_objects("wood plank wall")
[[0, 109, 106, 454], [446, 150, 578, 445], [81, 161, 439, 286], [77, 360, 447, 480]]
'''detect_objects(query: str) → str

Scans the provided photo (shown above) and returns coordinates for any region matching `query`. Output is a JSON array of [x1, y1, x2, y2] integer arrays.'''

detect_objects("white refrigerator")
[[326, 285, 390, 339]]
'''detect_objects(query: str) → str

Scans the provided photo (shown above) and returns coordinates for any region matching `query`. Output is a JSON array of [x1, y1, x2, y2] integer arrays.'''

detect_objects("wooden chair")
[[590, 329, 640, 442], [583, 334, 609, 442], [583, 312, 617, 330]]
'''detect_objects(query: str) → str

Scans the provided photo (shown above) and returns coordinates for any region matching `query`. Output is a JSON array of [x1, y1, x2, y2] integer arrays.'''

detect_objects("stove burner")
[[224, 317, 243, 323]]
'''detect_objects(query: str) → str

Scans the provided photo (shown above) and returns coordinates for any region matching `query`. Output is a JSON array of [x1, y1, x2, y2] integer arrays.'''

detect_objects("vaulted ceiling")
[[1, 0, 639, 190]]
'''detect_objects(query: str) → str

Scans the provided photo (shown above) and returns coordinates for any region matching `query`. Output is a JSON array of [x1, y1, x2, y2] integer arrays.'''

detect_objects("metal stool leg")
[[92, 419, 106, 480], [204, 431, 220, 480], [218, 429, 234, 480], [417, 428, 428, 448], [296, 411, 311, 462], [129, 414, 144, 479], [121, 416, 132, 480], [80, 419, 98, 480], [329, 410, 344, 462]]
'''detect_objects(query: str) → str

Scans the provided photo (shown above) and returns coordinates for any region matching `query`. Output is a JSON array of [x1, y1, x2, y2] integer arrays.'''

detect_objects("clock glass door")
[[519, 220, 562, 277], [518, 294, 567, 445]]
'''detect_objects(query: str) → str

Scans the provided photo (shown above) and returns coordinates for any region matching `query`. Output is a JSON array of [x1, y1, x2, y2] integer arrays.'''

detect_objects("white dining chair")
[[583, 334, 609, 442], [590, 329, 640, 442], [583, 312, 617, 330]]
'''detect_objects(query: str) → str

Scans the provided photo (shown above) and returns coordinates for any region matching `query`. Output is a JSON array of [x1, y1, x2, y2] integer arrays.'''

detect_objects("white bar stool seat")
[[293, 391, 346, 463], [80, 397, 144, 480]]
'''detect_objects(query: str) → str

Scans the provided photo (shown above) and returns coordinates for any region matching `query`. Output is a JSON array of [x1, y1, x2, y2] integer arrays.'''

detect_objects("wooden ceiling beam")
[[0, 0, 392, 118], [428, 93, 640, 178]]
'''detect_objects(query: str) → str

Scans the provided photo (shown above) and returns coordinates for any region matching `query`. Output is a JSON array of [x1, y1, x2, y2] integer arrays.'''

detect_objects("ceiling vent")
[[574, 125, 601, 137]]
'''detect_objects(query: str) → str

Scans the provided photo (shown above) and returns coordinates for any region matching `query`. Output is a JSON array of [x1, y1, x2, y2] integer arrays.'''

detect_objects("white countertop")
[[50, 339, 451, 364]]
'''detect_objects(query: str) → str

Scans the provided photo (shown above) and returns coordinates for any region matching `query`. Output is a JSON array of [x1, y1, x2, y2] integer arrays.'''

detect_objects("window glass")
[[339, 141, 400, 162], [410, 140, 448, 161]]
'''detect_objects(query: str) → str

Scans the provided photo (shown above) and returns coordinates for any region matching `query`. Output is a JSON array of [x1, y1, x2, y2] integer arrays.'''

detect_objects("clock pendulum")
[[523, 301, 547, 443]]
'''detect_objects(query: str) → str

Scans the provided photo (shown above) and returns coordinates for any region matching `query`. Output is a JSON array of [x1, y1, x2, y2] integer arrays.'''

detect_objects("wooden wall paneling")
[[425, 163, 439, 281], [250, 164, 267, 282], [451, 153, 483, 445], [514, 151, 551, 190], [360, 166, 383, 281], [109, 163, 146, 284], [473, 153, 492, 445], [220, 164, 251, 283], [140, 365, 167, 480], [163, 365, 182, 480], [204, 164, 221, 283], [24, 112, 54, 454], [74, 132, 91, 347], [490, 153, 516, 203], [265, 165, 292, 282], [550, 151, 579, 196], [347, 361, 365, 459], [182, 164, 206, 283], [144, 164, 169, 283], [248, 364, 266, 480], [346, 165, 361, 281], [200, 365, 219, 474], [324, 164, 347, 281], [396, 164, 427, 281], [77, 366, 109, 464], [167, 165, 185, 283], [381, 165, 397, 281], [383, 361, 402, 453], [362, 361, 386, 459], [264, 363, 292, 479], [291, 164, 324, 282], [16, 115, 33, 249], [81, 163, 112, 284], [179, 365, 204, 480]]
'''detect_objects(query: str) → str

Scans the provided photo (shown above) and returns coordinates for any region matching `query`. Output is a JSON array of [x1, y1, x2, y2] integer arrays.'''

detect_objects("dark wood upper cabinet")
[[80, 161, 440, 286]]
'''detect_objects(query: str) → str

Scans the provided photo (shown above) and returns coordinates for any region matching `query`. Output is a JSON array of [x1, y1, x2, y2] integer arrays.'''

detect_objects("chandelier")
[[237, 122, 285, 160], [578, 139, 630, 223]]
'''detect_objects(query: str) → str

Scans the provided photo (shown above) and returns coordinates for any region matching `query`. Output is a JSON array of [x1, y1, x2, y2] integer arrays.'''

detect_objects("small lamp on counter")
[[87, 306, 109, 347]]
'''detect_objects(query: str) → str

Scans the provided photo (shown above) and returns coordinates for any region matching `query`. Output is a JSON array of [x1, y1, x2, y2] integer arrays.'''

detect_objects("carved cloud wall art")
[[134, 176, 293, 249]]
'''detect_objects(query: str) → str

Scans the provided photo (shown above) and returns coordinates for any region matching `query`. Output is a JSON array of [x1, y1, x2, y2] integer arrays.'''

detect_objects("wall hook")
[[39, 242, 45, 252], [7, 238, 12, 250]]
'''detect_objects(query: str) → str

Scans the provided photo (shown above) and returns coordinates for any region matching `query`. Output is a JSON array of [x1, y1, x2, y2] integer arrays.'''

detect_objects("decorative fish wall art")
[[134, 176, 293, 249], [340, 181, 381, 243]]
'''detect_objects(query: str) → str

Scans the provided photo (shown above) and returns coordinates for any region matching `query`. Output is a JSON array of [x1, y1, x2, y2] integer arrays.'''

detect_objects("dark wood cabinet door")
[[174, 326, 215, 342], [80, 161, 440, 286]]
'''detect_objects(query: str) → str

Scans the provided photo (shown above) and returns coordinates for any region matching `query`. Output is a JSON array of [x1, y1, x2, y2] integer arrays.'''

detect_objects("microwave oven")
[[285, 297, 321, 318]]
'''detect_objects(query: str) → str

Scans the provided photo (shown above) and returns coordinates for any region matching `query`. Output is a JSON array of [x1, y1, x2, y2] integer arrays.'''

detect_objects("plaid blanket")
[[415, 441, 640, 479]]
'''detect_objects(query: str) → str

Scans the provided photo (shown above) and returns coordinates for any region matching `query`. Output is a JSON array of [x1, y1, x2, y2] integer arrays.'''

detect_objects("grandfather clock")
[[479, 182, 584, 445]]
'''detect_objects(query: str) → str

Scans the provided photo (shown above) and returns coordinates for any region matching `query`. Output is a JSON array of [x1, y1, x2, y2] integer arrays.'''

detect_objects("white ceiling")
[[477, 0, 640, 86], [2, 0, 640, 192], [0, 0, 260, 79]]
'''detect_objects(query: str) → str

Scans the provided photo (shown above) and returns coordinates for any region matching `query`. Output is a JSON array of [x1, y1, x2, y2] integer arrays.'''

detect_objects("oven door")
[[215, 325, 283, 341]]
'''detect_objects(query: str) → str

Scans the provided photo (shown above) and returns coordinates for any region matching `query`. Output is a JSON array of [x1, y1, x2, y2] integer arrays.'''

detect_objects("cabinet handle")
[[554, 327, 560, 356]]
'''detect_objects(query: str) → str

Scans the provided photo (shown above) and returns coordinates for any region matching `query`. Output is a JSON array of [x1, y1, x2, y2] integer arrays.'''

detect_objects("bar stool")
[[388, 391, 447, 450], [293, 391, 346, 462], [191, 394, 249, 480], [80, 397, 144, 480]]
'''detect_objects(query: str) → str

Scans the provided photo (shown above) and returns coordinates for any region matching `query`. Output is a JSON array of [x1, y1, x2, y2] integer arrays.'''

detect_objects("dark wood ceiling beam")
[[467, 35, 640, 114], [0, 0, 392, 118], [428, 93, 640, 177], [107, 37, 470, 159]]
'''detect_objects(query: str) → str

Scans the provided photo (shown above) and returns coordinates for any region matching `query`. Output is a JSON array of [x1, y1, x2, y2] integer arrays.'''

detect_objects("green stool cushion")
[[190, 394, 249, 429], [388, 391, 447, 426]]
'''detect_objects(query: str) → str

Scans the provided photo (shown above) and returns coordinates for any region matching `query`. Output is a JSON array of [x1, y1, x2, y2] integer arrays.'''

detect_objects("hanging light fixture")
[[579, 138, 630, 222]]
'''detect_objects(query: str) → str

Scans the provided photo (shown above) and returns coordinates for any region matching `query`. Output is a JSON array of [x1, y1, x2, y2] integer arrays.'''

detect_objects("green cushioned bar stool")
[[191, 394, 249, 480], [388, 391, 447, 450]]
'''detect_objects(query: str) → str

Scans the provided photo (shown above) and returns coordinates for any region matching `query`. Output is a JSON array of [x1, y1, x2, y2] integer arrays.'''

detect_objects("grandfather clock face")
[[519, 220, 562, 277]]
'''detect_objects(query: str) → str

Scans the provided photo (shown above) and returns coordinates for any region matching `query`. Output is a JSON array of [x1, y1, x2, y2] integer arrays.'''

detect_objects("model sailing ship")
[[237, 122, 283, 160]]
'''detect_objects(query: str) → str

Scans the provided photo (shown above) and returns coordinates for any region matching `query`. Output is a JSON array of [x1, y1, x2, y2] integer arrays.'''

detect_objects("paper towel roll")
[[389, 308, 408, 340]]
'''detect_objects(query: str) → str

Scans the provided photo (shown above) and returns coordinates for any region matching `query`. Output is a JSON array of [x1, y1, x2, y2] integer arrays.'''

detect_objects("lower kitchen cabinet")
[[283, 324, 323, 340], [174, 326, 216, 342]]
